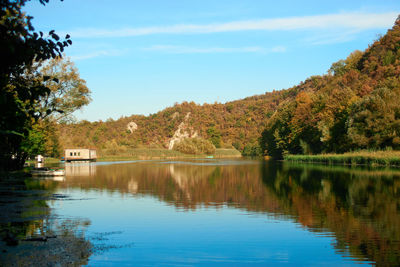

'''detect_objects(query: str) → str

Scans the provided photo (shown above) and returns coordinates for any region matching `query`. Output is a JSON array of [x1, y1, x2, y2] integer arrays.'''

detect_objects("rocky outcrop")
[[168, 112, 198, 150], [171, 112, 179, 120], [126, 122, 138, 133]]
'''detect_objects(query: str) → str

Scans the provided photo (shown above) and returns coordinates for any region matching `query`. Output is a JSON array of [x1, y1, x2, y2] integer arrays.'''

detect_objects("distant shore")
[[27, 148, 242, 164], [284, 150, 400, 167]]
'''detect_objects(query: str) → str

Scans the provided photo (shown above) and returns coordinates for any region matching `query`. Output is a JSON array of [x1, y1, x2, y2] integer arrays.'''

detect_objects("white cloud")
[[70, 49, 125, 61], [66, 12, 398, 38], [304, 29, 360, 45], [142, 45, 286, 54]]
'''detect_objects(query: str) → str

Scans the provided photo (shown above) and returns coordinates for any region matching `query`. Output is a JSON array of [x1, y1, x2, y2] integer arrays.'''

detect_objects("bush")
[[173, 137, 216, 155], [242, 143, 262, 156], [103, 139, 127, 155]]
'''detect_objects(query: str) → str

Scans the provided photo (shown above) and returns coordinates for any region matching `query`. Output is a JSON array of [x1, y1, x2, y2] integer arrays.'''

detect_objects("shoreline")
[[284, 151, 400, 167], [26, 148, 242, 164]]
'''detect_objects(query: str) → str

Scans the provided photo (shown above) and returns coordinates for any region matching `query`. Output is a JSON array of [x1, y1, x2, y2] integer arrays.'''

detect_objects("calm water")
[[3, 159, 400, 266]]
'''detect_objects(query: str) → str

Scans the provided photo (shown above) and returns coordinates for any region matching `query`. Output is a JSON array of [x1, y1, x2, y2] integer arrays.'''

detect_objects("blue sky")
[[24, 0, 400, 121]]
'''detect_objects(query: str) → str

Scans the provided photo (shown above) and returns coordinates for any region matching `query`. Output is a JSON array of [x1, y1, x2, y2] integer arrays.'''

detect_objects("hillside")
[[261, 16, 400, 157], [58, 16, 400, 158], [58, 89, 287, 155]]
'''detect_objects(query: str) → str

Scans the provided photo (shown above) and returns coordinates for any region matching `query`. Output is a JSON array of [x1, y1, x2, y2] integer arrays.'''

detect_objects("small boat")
[[31, 167, 65, 176]]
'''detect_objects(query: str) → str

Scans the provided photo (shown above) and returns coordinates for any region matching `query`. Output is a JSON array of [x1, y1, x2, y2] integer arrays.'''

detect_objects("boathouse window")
[[78, 152, 80, 156], [70, 152, 73, 156], [74, 152, 76, 156]]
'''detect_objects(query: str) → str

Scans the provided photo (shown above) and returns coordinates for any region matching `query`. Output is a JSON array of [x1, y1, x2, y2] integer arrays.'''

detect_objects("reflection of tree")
[[61, 161, 281, 211], [0, 176, 91, 266], [261, 163, 400, 266], [61, 161, 400, 265]]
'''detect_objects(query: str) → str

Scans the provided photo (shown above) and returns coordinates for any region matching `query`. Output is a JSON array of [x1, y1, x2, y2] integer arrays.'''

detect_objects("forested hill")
[[59, 16, 400, 157], [261, 16, 400, 157], [58, 89, 288, 154]]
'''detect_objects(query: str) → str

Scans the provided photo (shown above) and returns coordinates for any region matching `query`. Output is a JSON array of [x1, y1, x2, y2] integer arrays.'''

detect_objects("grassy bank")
[[25, 157, 61, 164], [284, 151, 400, 167], [97, 148, 241, 162]]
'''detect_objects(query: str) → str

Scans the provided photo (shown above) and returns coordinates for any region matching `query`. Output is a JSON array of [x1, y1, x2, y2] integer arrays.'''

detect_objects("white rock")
[[127, 121, 138, 133], [168, 112, 198, 149]]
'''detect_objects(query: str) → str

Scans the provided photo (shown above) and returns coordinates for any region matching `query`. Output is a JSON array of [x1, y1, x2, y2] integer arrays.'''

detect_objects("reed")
[[98, 148, 241, 161], [284, 150, 400, 167]]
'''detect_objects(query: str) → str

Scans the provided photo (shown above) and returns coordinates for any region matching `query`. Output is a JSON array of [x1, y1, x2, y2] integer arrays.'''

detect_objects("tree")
[[28, 56, 92, 123], [0, 0, 71, 170], [19, 56, 92, 157], [347, 87, 400, 149], [206, 126, 221, 148]]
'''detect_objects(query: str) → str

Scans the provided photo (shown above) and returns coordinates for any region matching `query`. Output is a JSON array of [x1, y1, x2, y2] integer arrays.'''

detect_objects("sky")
[[24, 0, 400, 122]]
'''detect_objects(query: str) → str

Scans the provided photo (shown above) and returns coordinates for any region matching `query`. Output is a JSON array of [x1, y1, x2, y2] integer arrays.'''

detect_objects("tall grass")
[[284, 150, 400, 167], [98, 148, 241, 161]]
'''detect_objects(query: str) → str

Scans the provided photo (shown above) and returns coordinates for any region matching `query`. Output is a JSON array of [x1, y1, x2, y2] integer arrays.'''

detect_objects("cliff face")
[[168, 113, 198, 150]]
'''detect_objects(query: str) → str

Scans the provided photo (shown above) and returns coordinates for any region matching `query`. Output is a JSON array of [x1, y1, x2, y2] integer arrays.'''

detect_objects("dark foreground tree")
[[0, 0, 71, 170]]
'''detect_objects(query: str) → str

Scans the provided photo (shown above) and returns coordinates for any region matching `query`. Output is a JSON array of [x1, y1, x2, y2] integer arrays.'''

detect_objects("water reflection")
[[59, 160, 400, 265], [263, 163, 400, 266], [0, 175, 92, 266], [65, 162, 97, 176]]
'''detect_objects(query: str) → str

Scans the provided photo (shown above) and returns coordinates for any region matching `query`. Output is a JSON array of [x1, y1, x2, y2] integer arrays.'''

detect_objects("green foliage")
[[284, 150, 400, 167], [173, 137, 216, 155], [34, 56, 91, 122], [20, 124, 46, 158], [206, 126, 221, 148], [103, 139, 127, 155], [242, 143, 262, 157], [347, 87, 400, 149], [19, 120, 61, 158], [0, 0, 71, 170]]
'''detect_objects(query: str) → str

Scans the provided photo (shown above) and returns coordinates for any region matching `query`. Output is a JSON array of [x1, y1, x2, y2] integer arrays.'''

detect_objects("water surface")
[[2, 159, 400, 265]]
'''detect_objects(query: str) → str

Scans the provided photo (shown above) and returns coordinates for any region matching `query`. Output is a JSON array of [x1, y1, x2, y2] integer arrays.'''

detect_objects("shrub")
[[173, 137, 216, 155]]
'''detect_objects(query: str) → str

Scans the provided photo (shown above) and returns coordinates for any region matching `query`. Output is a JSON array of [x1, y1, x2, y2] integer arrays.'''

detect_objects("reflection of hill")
[[61, 160, 400, 265], [262, 163, 400, 266], [61, 161, 280, 211]]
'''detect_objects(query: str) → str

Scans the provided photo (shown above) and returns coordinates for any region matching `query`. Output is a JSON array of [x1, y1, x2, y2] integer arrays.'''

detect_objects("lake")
[[1, 159, 400, 266]]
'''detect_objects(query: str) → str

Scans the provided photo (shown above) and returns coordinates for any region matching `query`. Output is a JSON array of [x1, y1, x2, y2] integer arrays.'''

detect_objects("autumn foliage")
[[58, 17, 400, 158], [58, 90, 286, 155], [261, 17, 400, 158]]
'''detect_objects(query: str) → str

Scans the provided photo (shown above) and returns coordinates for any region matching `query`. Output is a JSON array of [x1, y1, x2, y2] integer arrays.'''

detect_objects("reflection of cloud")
[[65, 12, 397, 38], [143, 45, 286, 54]]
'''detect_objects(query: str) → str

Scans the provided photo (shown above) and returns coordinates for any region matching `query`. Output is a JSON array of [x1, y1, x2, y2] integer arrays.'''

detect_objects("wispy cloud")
[[66, 12, 398, 38], [69, 49, 126, 61], [143, 45, 286, 54], [304, 29, 361, 45]]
